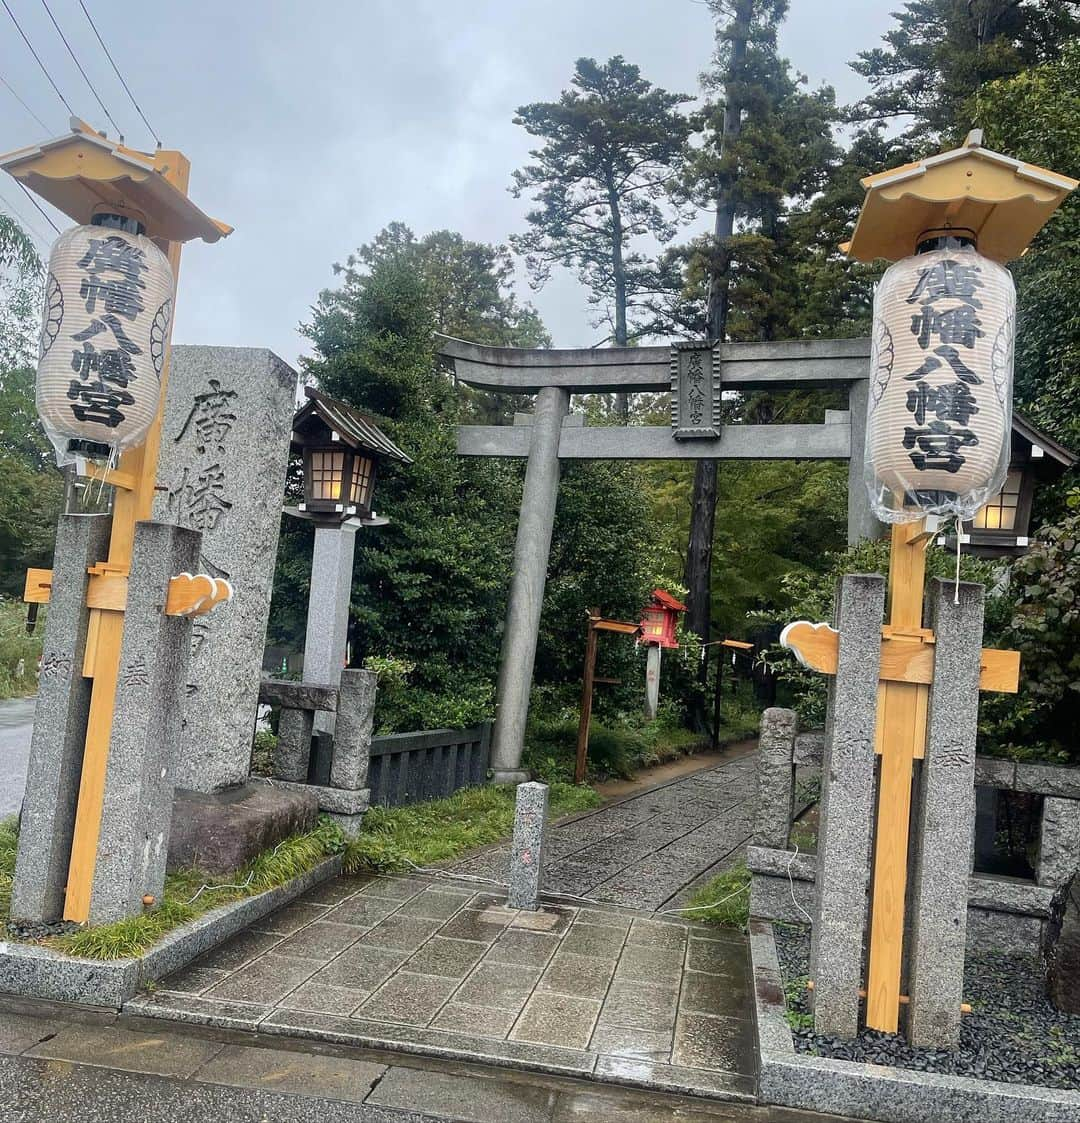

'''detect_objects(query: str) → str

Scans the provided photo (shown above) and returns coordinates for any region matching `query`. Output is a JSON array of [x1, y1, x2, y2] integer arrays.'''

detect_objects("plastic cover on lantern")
[[36, 223, 174, 467], [864, 242, 1015, 524]]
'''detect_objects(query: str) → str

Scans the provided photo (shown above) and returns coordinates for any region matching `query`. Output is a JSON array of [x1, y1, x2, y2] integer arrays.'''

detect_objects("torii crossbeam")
[[438, 333, 881, 782]]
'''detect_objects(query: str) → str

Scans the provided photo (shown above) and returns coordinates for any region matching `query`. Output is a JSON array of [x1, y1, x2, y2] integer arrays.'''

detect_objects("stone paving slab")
[[446, 747, 759, 911], [131, 871, 759, 1103]]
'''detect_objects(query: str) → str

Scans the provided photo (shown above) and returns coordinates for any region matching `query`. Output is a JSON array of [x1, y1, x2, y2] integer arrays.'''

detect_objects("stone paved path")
[[134, 872, 759, 1103], [448, 745, 759, 912], [0, 994, 868, 1122]]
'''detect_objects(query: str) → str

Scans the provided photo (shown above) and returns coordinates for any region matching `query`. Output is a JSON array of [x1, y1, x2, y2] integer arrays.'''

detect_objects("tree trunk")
[[609, 182, 630, 421], [684, 0, 752, 732]]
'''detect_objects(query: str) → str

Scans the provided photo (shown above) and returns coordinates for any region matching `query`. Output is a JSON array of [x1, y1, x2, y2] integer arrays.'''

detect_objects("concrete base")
[[167, 783, 318, 875], [491, 769, 532, 785]]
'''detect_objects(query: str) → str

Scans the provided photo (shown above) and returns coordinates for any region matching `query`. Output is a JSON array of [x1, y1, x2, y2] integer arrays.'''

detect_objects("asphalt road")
[[0, 696, 34, 818]]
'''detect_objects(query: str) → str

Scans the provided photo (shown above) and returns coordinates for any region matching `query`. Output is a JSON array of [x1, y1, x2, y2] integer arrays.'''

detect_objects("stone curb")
[[749, 918, 1080, 1123], [0, 855, 342, 1008], [124, 989, 755, 1103]]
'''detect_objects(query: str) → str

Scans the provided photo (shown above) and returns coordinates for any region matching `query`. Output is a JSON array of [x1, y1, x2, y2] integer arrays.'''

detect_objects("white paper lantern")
[[864, 239, 1015, 523], [36, 220, 175, 466]]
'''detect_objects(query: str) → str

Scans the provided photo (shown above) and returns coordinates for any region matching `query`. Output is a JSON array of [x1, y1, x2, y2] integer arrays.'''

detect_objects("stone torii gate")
[[438, 334, 881, 782]]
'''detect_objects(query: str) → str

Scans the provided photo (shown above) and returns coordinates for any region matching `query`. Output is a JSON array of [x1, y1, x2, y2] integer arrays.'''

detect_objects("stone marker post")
[[154, 346, 296, 793], [508, 782, 550, 910], [907, 578, 984, 1047], [88, 521, 202, 925], [755, 707, 798, 850], [10, 514, 111, 923], [330, 668, 378, 790], [809, 574, 885, 1039]]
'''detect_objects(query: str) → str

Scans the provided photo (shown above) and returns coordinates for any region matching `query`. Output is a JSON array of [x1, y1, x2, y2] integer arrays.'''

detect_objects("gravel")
[[775, 924, 1080, 1091], [5, 919, 80, 941]]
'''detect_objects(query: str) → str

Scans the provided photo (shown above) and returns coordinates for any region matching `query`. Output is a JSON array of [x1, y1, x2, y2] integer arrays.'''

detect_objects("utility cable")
[[77, 0, 161, 147], [16, 179, 61, 236], [39, 0, 122, 137], [0, 71, 51, 131], [1, 0, 75, 116]]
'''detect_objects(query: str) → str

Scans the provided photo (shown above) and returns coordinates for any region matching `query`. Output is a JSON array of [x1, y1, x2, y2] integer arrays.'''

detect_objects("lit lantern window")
[[291, 387, 411, 524], [972, 468, 1023, 531]]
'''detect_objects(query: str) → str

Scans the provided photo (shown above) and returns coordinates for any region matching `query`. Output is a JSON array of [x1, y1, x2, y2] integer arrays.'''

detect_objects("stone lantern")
[[287, 388, 410, 730]]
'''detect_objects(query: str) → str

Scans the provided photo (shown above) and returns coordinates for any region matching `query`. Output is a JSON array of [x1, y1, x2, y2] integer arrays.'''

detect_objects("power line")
[[77, 0, 161, 148], [16, 179, 61, 236], [0, 71, 51, 131], [39, 0, 122, 137], [1, 0, 75, 117]]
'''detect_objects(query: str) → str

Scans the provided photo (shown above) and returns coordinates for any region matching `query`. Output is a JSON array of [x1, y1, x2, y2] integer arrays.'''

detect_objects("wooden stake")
[[864, 518, 928, 1033], [575, 610, 599, 785], [63, 152, 189, 923]]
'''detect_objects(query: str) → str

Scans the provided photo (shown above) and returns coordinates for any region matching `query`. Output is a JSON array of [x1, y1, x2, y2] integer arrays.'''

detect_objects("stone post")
[[644, 645, 661, 720], [154, 346, 296, 792], [303, 523, 360, 735], [89, 521, 202, 926], [810, 574, 885, 1039], [1037, 798, 1080, 890], [755, 707, 798, 849], [907, 578, 984, 1048], [274, 708, 314, 782], [846, 379, 882, 545], [10, 514, 111, 923], [490, 386, 570, 782], [330, 668, 377, 790], [508, 782, 549, 910]]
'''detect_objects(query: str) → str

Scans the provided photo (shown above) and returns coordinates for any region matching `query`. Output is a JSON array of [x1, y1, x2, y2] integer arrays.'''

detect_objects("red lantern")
[[639, 589, 686, 649]]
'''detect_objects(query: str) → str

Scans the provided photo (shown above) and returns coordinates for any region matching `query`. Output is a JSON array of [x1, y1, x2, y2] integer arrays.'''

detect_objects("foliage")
[[684, 862, 751, 931], [1, 819, 346, 960], [980, 514, 1080, 763], [977, 39, 1080, 464], [760, 537, 1016, 726], [848, 0, 1079, 146], [342, 782, 600, 875], [511, 56, 692, 350], [0, 599, 42, 700]]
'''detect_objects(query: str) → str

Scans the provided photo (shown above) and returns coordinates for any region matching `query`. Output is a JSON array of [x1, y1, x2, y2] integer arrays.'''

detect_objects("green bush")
[[0, 599, 41, 701], [979, 513, 1080, 764], [759, 537, 1015, 728]]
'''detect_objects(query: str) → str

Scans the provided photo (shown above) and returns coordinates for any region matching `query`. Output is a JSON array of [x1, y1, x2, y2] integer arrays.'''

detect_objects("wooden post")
[[62, 152, 190, 924], [712, 644, 725, 749], [575, 610, 599, 785], [864, 517, 929, 1033]]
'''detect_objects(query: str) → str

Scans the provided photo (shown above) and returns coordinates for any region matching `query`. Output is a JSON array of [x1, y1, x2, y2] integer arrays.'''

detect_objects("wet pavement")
[[133, 872, 759, 1102], [449, 745, 758, 910], [0, 995, 868, 1122], [0, 695, 34, 818]]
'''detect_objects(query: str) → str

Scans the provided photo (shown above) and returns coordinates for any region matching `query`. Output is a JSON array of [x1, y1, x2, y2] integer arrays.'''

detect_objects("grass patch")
[[1, 817, 344, 961], [0, 600, 41, 701], [684, 862, 751, 931], [0, 816, 17, 918], [343, 781, 600, 875]]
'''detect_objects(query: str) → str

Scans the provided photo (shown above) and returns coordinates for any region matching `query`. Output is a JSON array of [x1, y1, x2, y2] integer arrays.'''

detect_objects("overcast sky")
[[1, 1, 897, 368]]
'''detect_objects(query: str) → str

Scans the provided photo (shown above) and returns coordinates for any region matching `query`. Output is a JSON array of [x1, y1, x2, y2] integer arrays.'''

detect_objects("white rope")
[[787, 842, 814, 927]]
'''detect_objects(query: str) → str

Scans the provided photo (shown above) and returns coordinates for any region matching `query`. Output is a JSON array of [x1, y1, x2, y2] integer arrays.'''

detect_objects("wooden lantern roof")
[[844, 130, 1077, 264], [0, 118, 231, 244], [291, 387, 412, 464], [648, 588, 687, 613]]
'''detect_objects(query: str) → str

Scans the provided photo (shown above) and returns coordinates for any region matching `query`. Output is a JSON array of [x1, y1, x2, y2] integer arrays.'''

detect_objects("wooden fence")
[[367, 723, 492, 808]]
